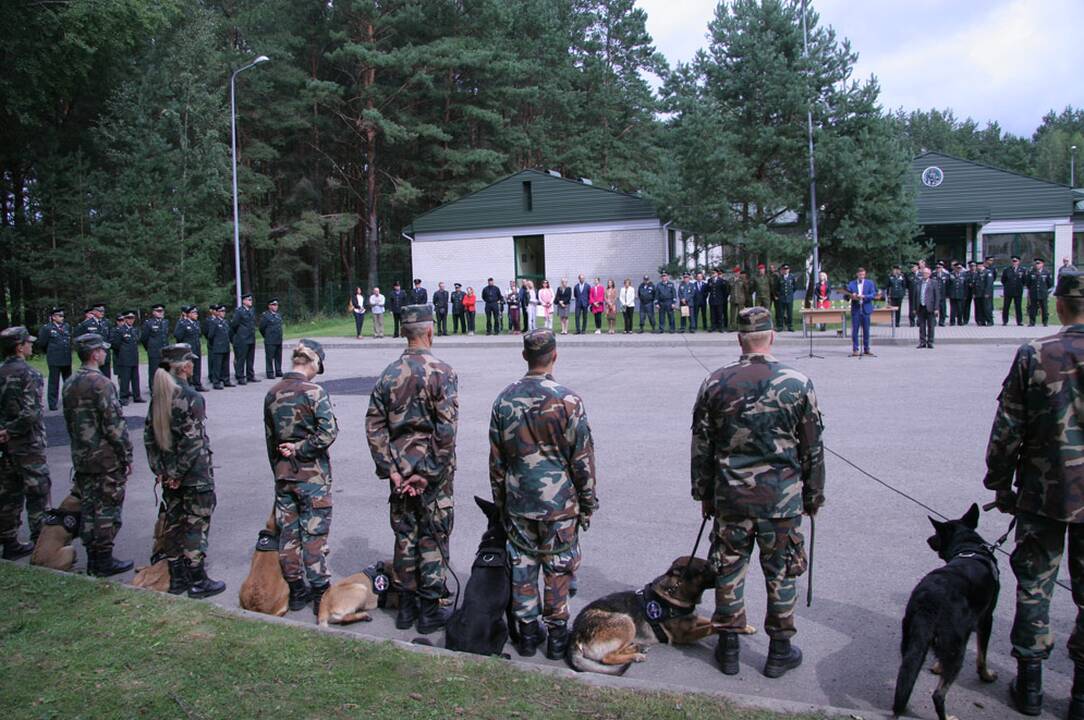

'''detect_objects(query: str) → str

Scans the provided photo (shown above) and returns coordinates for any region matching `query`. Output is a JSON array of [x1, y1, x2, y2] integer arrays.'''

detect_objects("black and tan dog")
[[568, 556, 751, 675], [318, 560, 400, 627], [239, 513, 290, 617], [893, 503, 999, 720], [30, 494, 81, 571]]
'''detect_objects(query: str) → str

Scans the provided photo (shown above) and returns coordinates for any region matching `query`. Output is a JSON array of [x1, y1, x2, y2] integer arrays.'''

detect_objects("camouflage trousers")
[[275, 479, 331, 586], [73, 470, 126, 553], [389, 493, 453, 600], [161, 486, 216, 565], [0, 454, 52, 542], [709, 515, 807, 640], [1010, 512, 1084, 663], [506, 515, 581, 626]]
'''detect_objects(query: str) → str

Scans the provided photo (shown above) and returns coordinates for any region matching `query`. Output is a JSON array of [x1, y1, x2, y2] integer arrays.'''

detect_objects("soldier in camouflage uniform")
[[985, 269, 1084, 719], [691, 307, 825, 679], [264, 338, 339, 617], [490, 328, 597, 659], [728, 269, 749, 331], [143, 344, 225, 599], [0, 326, 53, 558], [366, 305, 459, 634], [74, 304, 112, 378], [62, 333, 134, 576]]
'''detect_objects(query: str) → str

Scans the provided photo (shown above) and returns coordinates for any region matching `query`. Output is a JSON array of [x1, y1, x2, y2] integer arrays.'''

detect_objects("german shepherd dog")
[[30, 494, 81, 571], [238, 513, 290, 617], [444, 496, 514, 657], [893, 504, 999, 720], [317, 560, 399, 627], [568, 556, 737, 675], [131, 510, 170, 591]]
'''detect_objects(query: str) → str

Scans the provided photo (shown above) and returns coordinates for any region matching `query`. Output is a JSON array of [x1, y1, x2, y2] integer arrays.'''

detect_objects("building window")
[[1075, 232, 1084, 266], [522, 181, 532, 211], [983, 232, 1054, 266]]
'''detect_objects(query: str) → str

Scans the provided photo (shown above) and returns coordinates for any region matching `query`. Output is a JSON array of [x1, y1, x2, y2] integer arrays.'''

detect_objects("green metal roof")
[[913, 152, 1073, 225], [408, 170, 659, 235]]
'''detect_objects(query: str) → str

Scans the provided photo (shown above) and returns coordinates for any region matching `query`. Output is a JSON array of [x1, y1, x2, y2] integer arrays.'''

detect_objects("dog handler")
[[985, 269, 1084, 719], [144, 343, 225, 599], [264, 339, 339, 617], [366, 305, 459, 634], [691, 307, 825, 678], [489, 328, 598, 659], [62, 333, 135, 576]]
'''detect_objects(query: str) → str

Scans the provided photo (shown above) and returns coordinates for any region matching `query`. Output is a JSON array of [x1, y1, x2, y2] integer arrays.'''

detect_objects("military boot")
[[88, 550, 134, 577], [545, 621, 570, 661], [186, 561, 226, 599], [715, 632, 741, 675], [763, 638, 803, 678], [167, 558, 190, 595], [515, 620, 546, 658], [311, 583, 329, 618], [1010, 658, 1043, 716], [287, 579, 311, 611], [395, 591, 420, 630], [417, 597, 453, 635], [1, 540, 34, 560]]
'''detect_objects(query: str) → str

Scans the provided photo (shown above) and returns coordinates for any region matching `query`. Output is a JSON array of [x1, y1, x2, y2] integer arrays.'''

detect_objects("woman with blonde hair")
[[538, 279, 555, 329], [144, 343, 225, 599], [604, 279, 618, 334]]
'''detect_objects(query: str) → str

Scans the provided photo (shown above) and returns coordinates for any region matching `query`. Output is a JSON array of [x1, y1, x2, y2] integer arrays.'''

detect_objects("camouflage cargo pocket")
[[784, 527, 807, 577], [305, 492, 333, 536], [433, 495, 454, 538], [101, 473, 127, 506]]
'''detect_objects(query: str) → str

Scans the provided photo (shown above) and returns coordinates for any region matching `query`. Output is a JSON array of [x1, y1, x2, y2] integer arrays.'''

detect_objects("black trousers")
[[191, 355, 204, 388], [962, 291, 973, 324], [100, 354, 112, 379], [680, 309, 695, 332], [1028, 296, 1049, 325], [575, 307, 589, 333], [435, 311, 448, 336], [1003, 293, 1023, 325], [593, 312, 602, 330], [622, 307, 633, 332], [917, 307, 937, 347], [485, 307, 499, 334], [973, 297, 985, 325], [146, 352, 160, 391], [234, 343, 255, 381], [392, 313, 402, 338], [353, 312, 366, 336], [264, 344, 282, 378], [889, 297, 904, 326], [695, 301, 708, 329], [777, 299, 793, 331], [46, 365, 72, 410], [938, 297, 947, 326], [117, 365, 140, 401], [466, 311, 476, 333], [638, 306, 655, 330], [948, 299, 962, 326], [210, 352, 230, 386], [985, 297, 994, 326], [452, 312, 466, 334]]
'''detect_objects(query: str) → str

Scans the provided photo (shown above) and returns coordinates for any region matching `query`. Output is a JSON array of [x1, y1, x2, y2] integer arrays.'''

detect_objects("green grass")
[[0, 562, 824, 720]]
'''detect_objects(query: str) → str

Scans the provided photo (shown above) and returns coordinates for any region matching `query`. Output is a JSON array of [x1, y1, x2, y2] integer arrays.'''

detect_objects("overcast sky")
[[637, 0, 1082, 137]]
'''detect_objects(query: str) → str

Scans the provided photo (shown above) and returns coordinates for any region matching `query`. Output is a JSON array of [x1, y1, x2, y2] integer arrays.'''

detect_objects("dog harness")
[[949, 545, 1000, 582], [636, 584, 694, 644], [362, 562, 393, 608], [42, 508, 80, 535], [254, 529, 279, 552]]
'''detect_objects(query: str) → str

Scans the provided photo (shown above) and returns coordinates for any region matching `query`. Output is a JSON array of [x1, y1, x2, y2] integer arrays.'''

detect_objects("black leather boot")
[[88, 550, 134, 577], [1070, 664, 1084, 720], [416, 596, 453, 634], [545, 621, 569, 660], [515, 620, 546, 658], [715, 632, 740, 675], [2, 540, 34, 560], [395, 591, 420, 629], [287, 579, 311, 611], [167, 558, 190, 595], [763, 638, 803, 678], [311, 583, 329, 617], [186, 560, 226, 599], [1010, 658, 1043, 716]]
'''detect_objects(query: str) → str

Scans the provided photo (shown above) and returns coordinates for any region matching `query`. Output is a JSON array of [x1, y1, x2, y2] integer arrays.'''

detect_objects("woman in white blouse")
[[525, 280, 538, 331], [619, 278, 636, 334], [350, 286, 366, 339], [368, 287, 386, 339]]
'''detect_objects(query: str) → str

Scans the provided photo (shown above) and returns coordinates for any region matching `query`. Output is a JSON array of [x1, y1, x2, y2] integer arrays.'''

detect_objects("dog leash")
[[981, 500, 1017, 551], [683, 516, 710, 578]]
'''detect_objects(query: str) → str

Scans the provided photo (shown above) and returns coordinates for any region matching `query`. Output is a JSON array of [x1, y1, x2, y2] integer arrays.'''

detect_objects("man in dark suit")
[[258, 299, 284, 378], [173, 305, 207, 391], [140, 303, 170, 391], [963, 261, 977, 324], [573, 274, 591, 335], [933, 262, 951, 326], [709, 268, 728, 331], [845, 268, 876, 357], [387, 281, 407, 338], [35, 307, 72, 411], [450, 283, 466, 334], [410, 278, 428, 305], [481, 278, 502, 335], [110, 311, 142, 403], [693, 271, 709, 331], [431, 282, 449, 336], [1001, 255, 1026, 326], [775, 265, 797, 332], [204, 305, 232, 389], [229, 293, 258, 384], [915, 267, 942, 348], [978, 257, 996, 326], [1027, 257, 1055, 326]]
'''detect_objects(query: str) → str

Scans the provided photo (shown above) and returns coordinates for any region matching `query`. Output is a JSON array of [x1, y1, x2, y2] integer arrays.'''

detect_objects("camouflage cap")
[[400, 304, 433, 326], [74, 333, 110, 353], [737, 306, 774, 333], [1054, 269, 1084, 298], [0, 326, 35, 351], [160, 343, 196, 364], [296, 338, 326, 374], [523, 328, 556, 359]]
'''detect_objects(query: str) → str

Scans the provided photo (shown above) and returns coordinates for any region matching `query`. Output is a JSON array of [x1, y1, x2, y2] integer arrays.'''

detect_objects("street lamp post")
[[1072, 145, 1077, 188], [801, 0, 820, 283], [230, 55, 269, 309]]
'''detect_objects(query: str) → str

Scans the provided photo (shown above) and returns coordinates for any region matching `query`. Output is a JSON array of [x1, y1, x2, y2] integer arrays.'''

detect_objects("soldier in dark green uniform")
[[140, 304, 170, 393], [986, 270, 1084, 718], [776, 265, 797, 332], [230, 293, 258, 384], [62, 333, 134, 576], [264, 339, 339, 617], [173, 306, 207, 392], [886, 266, 907, 327], [728, 269, 750, 331], [366, 305, 458, 634], [752, 264, 773, 316], [1026, 257, 1055, 327], [692, 307, 825, 679], [111, 311, 143, 404], [490, 329, 597, 659], [35, 307, 72, 412], [258, 299, 284, 379], [144, 343, 225, 598], [947, 262, 967, 326], [0, 327, 53, 558], [205, 305, 232, 390]]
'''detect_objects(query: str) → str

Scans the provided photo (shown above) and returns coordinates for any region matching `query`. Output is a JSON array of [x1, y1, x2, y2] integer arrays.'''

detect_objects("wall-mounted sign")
[[921, 166, 944, 188]]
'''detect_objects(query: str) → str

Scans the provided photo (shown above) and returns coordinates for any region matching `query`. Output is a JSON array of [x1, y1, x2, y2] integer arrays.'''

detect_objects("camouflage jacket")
[[691, 353, 825, 518], [263, 372, 339, 484], [0, 356, 47, 458], [489, 372, 597, 521], [62, 366, 132, 473], [752, 274, 773, 302], [143, 376, 214, 490], [730, 276, 749, 305], [984, 325, 1084, 522], [366, 349, 458, 491]]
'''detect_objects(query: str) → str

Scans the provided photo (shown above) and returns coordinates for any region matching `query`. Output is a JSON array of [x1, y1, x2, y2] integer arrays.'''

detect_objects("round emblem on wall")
[[922, 166, 944, 188]]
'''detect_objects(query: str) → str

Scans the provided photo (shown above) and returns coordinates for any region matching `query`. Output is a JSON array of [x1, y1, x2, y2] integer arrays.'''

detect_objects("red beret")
[[757, 263, 766, 270]]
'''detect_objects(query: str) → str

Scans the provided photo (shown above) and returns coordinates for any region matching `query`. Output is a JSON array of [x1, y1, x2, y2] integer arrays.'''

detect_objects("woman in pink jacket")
[[537, 279, 555, 330], [589, 276, 605, 334]]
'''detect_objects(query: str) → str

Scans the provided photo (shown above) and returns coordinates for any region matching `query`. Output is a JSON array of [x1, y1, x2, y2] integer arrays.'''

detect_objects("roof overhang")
[[978, 217, 1071, 235]]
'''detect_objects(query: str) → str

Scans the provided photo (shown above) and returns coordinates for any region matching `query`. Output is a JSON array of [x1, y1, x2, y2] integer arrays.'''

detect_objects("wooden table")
[[868, 307, 899, 337], [800, 307, 899, 338]]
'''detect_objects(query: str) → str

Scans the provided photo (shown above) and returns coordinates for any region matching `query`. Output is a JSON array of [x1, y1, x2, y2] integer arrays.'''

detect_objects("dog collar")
[[949, 546, 1000, 582], [637, 584, 694, 644], [255, 529, 279, 552], [43, 508, 80, 535], [362, 562, 392, 596]]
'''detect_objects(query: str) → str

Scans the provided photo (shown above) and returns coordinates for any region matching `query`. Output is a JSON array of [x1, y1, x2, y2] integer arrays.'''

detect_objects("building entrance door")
[[514, 235, 545, 281]]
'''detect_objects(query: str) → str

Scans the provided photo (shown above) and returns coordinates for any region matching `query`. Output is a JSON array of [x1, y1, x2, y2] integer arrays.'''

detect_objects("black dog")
[[893, 503, 999, 720], [444, 496, 514, 657]]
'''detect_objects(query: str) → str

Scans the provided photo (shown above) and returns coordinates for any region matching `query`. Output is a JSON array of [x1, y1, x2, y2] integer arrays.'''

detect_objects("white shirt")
[[369, 293, 385, 313], [619, 285, 636, 308], [354, 293, 366, 313]]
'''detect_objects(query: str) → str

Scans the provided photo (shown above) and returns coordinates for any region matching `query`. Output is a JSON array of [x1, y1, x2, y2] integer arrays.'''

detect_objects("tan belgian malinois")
[[317, 560, 399, 627], [30, 494, 82, 571], [238, 513, 289, 617]]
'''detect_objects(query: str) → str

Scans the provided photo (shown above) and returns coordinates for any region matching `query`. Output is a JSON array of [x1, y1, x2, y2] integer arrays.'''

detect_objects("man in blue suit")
[[573, 274, 592, 335], [846, 267, 877, 357]]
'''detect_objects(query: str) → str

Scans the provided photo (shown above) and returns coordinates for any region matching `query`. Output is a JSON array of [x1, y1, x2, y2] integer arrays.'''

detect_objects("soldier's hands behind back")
[[278, 442, 295, 458], [701, 498, 715, 519], [577, 514, 591, 532], [994, 490, 1017, 514]]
